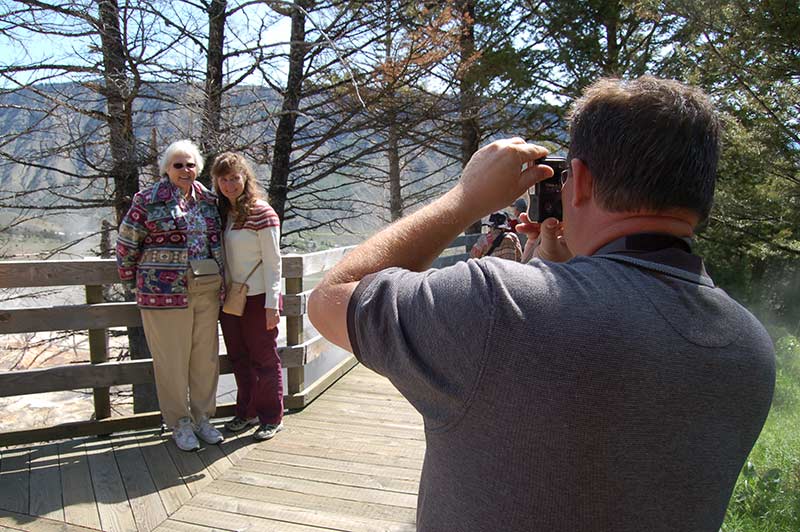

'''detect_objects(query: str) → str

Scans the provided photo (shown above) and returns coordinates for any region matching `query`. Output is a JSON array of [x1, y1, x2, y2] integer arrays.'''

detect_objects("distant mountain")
[[0, 80, 563, 255], [0, 81, 462, 252], [0, 82, 280, 191]]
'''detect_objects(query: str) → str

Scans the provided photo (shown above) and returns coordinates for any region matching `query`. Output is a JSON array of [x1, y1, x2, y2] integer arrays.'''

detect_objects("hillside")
[[0, 81, 462, 254]]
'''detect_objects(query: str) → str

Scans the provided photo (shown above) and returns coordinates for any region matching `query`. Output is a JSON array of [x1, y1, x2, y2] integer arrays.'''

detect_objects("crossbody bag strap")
[[241, 259, 263, 284], [486, 231, 507, 257], [222, 217, 262, 285]]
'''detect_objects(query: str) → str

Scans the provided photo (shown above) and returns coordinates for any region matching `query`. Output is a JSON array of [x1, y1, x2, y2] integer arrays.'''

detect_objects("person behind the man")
[[509, 197, 527, 232], [307, 76, 775, 532], [469, 211, 523, 261]]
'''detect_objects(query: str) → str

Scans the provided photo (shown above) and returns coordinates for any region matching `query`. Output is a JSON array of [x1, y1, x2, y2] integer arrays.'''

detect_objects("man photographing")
[[308, 76, 775, 531]]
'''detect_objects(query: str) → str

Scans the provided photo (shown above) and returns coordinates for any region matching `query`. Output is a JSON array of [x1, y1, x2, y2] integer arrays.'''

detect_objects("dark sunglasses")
[[172, 162, 197, 169]]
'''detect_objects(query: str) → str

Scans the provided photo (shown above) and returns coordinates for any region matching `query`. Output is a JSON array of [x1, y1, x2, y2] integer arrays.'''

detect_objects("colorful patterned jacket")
[[116, 177, 225, 309]]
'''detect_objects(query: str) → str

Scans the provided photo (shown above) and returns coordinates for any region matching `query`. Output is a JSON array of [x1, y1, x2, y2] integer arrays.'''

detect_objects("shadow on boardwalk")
[[0, 364, 423, 532]]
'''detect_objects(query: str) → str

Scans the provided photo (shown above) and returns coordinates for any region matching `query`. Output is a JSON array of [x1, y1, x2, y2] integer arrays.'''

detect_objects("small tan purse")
[[222, 260, 262, 316]]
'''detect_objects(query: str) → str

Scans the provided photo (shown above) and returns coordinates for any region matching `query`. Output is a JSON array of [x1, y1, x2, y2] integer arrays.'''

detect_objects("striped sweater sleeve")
[[243, 201, 280, 231], [250, 201, 282, 309]]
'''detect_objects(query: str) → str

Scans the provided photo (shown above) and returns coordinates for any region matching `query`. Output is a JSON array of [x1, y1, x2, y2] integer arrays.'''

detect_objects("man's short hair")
[[568, 76, 721, 221]]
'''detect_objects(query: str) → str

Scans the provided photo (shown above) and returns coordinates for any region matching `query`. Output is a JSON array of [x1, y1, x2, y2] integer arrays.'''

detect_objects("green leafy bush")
[[722, 332, 800, 531]]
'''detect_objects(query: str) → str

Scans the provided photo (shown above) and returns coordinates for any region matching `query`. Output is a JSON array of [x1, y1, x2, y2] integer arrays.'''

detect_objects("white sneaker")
[[172, 417, 200, 452], [194, 418, 224, 444], [253, 422, 284, 441]]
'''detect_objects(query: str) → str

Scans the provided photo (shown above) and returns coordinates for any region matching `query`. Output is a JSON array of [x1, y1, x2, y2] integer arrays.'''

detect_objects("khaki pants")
[[140, 272, 221, 428]]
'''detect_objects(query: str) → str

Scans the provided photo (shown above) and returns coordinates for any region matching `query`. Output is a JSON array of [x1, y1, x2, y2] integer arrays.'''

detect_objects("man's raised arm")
[[307, 138, 552, 352]]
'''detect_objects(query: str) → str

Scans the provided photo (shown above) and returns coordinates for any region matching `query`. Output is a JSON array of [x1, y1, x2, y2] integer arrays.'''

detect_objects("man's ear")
[[570, 158, 593, 207]]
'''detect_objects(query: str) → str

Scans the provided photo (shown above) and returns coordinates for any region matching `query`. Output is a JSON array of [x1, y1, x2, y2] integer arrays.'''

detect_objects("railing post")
[[86, 284, 111, 420], [286, 275, 304, 396]]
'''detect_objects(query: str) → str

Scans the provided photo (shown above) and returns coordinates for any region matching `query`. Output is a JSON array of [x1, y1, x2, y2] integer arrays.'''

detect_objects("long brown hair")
[[210, 152, 265, 226]]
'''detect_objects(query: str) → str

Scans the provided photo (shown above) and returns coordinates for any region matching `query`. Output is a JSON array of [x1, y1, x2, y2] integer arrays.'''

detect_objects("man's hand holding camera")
[[308, 136, 561, 352], [455, 137, 553, 224], [517, 214, 573, 263], [457, 138, 574, 264]]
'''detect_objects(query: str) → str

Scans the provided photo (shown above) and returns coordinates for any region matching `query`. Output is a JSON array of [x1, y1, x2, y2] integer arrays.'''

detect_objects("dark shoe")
[[224, 416, 258, 432], [253, 422, 284, 441]]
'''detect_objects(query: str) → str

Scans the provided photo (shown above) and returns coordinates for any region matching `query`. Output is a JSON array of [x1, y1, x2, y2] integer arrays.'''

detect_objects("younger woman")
[[212, 152, 284, 441]]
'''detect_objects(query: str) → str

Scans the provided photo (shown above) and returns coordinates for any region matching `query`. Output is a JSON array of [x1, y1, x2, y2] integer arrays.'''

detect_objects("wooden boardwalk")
[[0, 365, 424, 532]]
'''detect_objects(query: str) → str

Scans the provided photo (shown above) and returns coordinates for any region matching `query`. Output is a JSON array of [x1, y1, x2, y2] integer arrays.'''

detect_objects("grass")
[[722, 331, 800, 531]]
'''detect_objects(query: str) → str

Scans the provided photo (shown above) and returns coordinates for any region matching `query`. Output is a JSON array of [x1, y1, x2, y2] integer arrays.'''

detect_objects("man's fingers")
[[539, 218, 561, 248], [512, 140, 548, 159], [514, 219, 541, 238], [514, 142, 551, 169], [457, 138, 555, 222], [534, 217, 572, 262]]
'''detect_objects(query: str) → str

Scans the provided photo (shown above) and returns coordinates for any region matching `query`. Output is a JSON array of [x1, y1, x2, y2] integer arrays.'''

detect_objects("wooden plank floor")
[[0, 364, 423, 531]]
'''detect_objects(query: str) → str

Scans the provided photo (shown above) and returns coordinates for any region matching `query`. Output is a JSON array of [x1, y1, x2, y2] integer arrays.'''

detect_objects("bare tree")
[[248, 0, 392, 244], [349, 1, 464, 221], [268, 0, 312, 223], [200, 0, 228, 186], [99, 0, 141, 223], [0, 0, 166, 411], [0, 1, 143, 223]]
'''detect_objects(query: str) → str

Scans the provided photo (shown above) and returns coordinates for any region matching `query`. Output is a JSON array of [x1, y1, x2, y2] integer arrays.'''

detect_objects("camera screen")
[[528, 157, 566, 223]]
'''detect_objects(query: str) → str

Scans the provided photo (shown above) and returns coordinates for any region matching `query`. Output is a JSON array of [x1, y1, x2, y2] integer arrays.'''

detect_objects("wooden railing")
[[0, 234, 480, 446]]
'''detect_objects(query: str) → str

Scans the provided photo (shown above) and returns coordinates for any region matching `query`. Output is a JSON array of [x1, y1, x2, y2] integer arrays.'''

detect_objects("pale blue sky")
[[0, 5, 292, 88]]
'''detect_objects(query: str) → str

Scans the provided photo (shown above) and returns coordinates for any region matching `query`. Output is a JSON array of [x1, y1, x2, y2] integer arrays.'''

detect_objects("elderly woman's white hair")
[[158, 139, 204, 177]]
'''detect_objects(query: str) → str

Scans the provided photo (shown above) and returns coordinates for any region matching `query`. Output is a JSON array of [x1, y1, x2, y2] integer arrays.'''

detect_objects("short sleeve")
[[347, 260, 496, 430]]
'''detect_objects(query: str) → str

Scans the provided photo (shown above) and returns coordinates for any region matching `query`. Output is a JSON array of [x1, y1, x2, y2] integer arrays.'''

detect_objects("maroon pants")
[[219, 293, 283, 425]]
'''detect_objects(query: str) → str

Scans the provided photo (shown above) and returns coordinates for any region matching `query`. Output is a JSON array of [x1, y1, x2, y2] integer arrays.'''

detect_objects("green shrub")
[[722, 332, 800, 531], [772, 371, 799, 411], [775, 334, 800, 380]]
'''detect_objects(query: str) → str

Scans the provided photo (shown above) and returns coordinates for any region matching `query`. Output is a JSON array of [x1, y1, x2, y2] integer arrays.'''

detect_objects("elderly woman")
[[211, 152, 284, 441], [116, 139, 225, 452]]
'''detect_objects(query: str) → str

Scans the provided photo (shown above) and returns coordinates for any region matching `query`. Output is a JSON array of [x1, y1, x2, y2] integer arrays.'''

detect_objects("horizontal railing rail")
[[0, 235, 478, 446]]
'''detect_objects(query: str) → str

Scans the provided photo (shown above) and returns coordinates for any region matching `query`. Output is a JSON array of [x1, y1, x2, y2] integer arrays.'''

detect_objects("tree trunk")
[[200, 0, 227, 187], [268, 0, 309, 225], [387, 116, 403, 221], [98, 0, 157, 413], [384, 1, 402, 221], [100, 220, 114, 302], [458, 0, 481, 234], [99, 0, 139, 225], [603, 5, 620, 75]]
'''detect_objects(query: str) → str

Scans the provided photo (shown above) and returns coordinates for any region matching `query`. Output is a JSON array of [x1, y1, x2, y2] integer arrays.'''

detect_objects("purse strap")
[[486, 230, 508, 257], [241, 259, 263, 284], [221, 230, 262, 285]]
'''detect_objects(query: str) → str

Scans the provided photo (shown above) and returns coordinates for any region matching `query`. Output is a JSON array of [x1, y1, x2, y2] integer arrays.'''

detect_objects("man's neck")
[[574, 210, 698, 256]]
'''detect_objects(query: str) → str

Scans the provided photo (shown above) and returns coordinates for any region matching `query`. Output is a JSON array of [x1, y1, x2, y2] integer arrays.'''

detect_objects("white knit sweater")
[[223, 199, 281, 309]]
